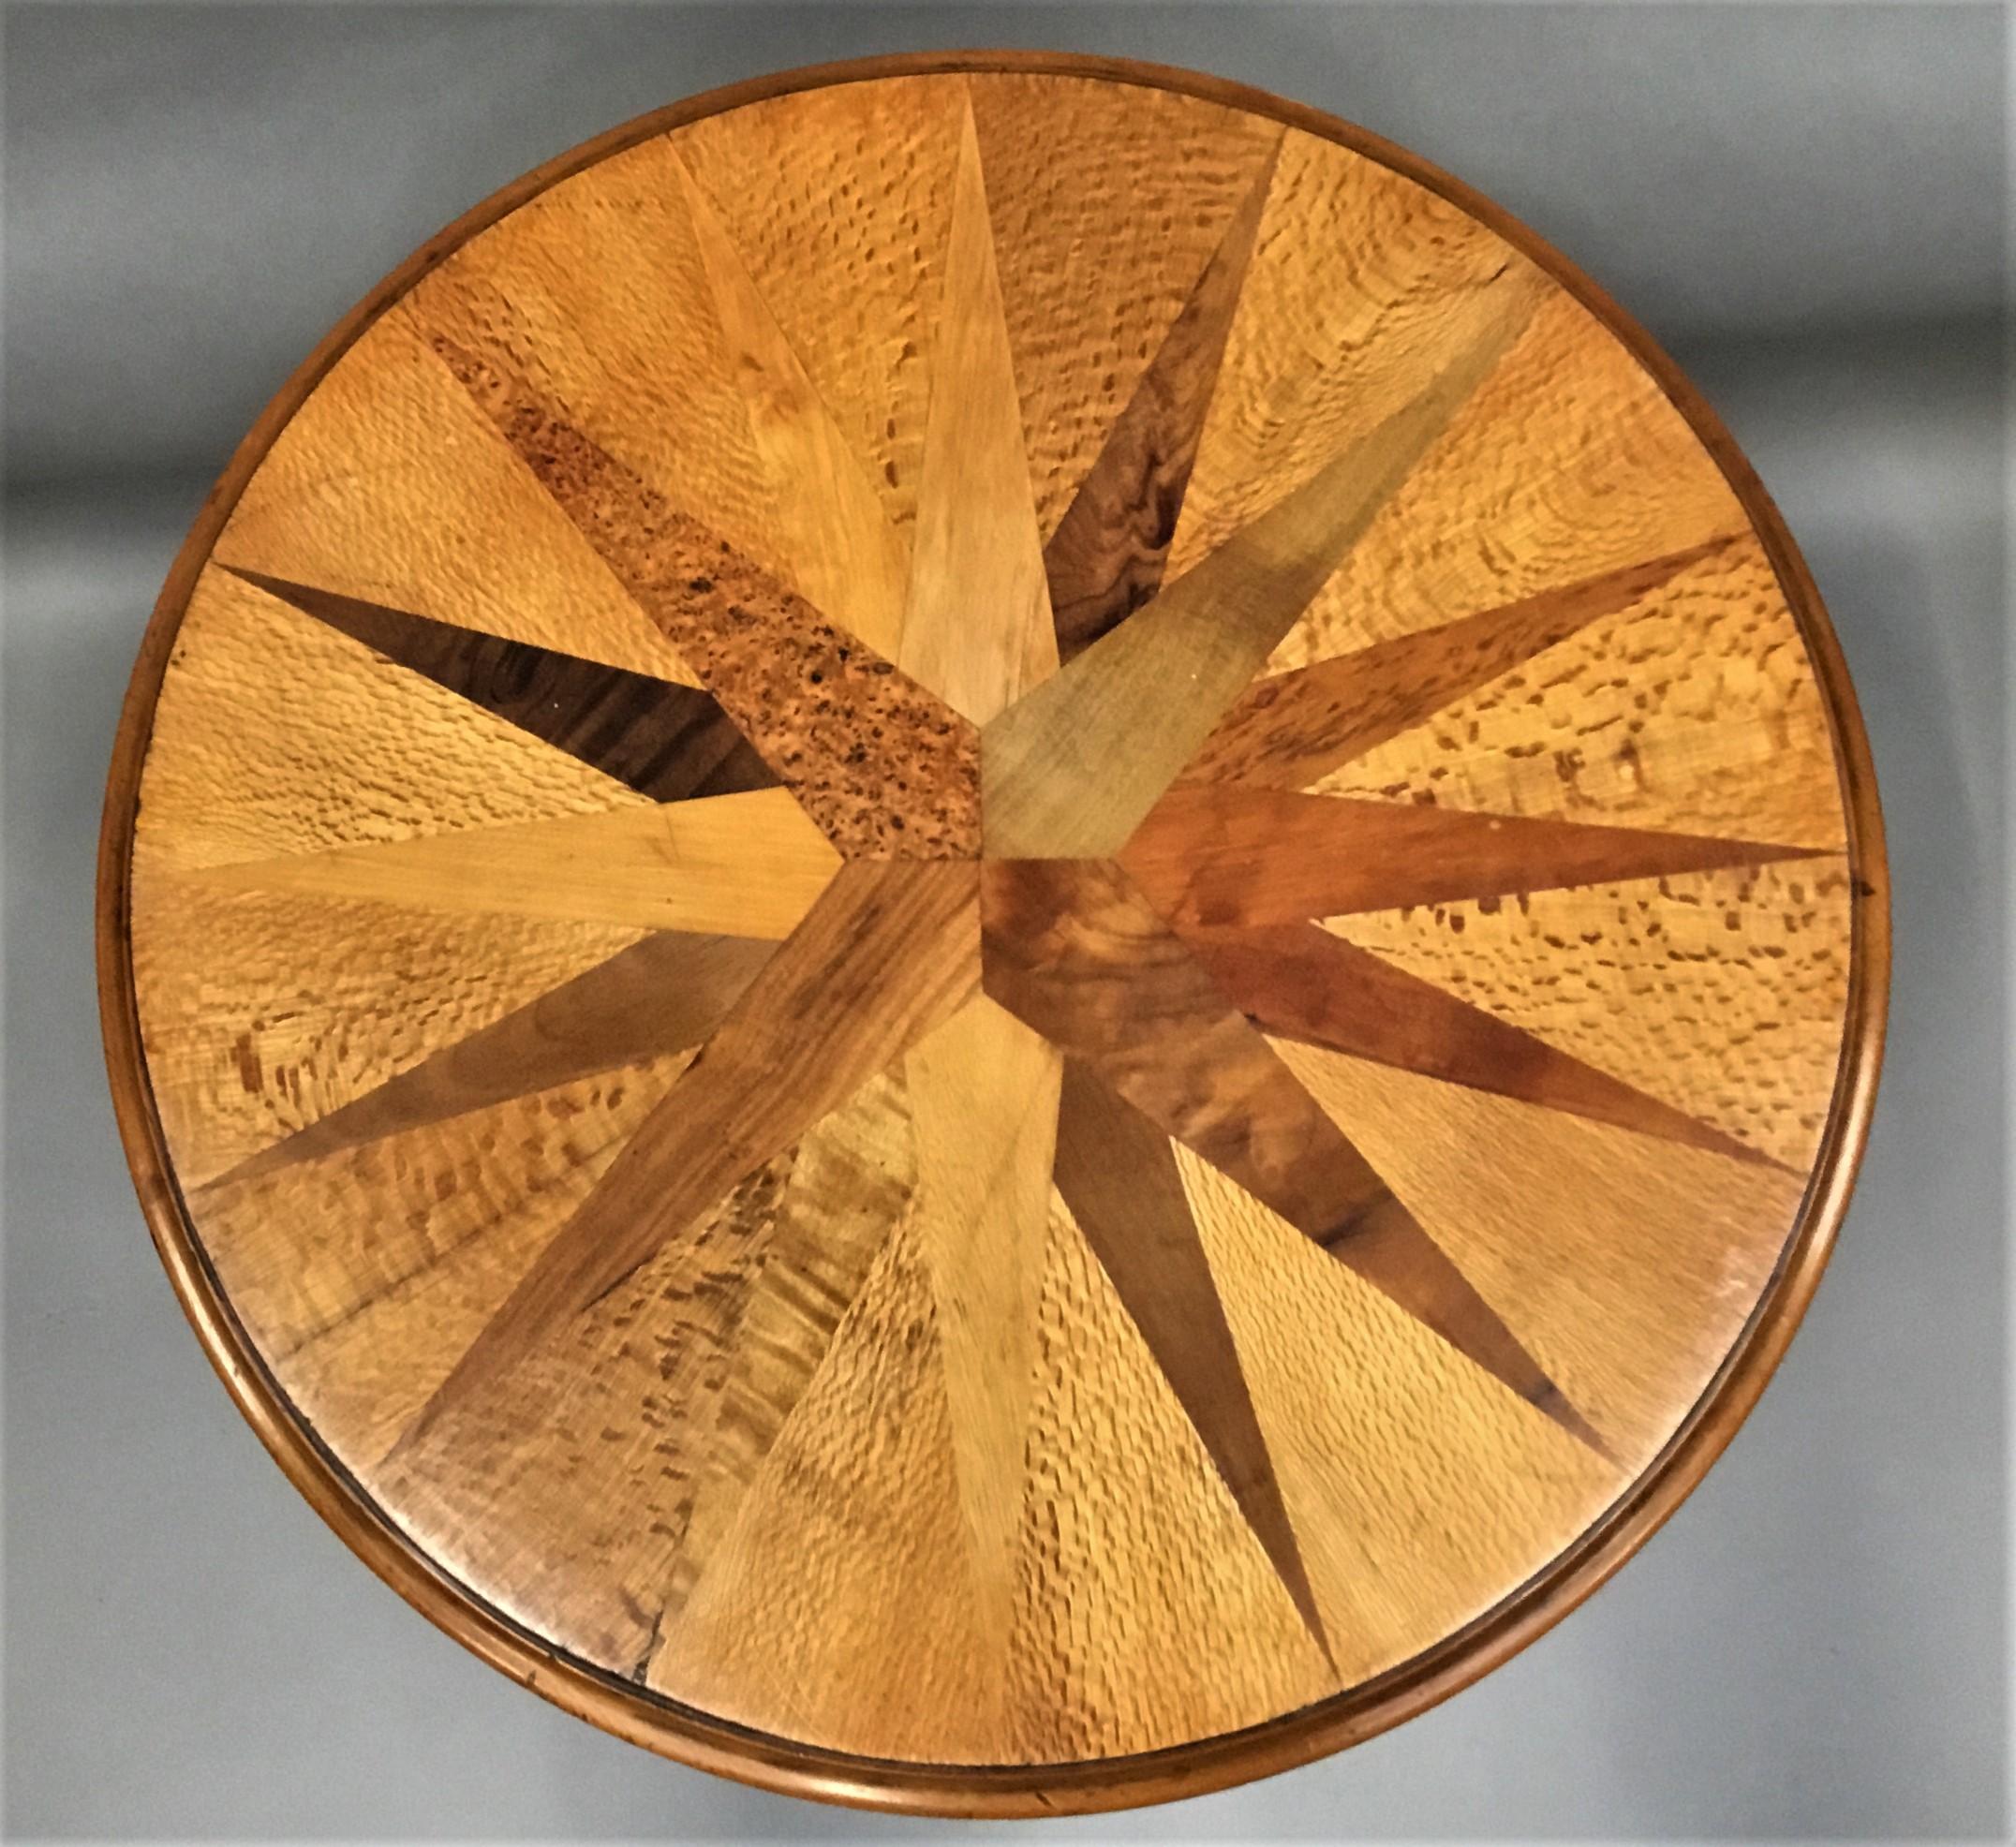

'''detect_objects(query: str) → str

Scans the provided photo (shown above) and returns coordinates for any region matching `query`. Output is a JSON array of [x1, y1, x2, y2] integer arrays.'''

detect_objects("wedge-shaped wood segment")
[[646, 1216, 1001, 1762], [190, 791, 841, 939], [397, 859, 982, 1450], [969, 73, 1283, 541], [1273, 1043, 1814, 1467], [196, 1053, 698, 1473], [1184, 539, 1734, 792], [195, 929, 779, 1192], [906, 997, 1061, 1717], [1007, 1189, 1340, 1760], [427, 334, 983, 858], [213, 312, 694, 681], [1179, 920, 1768, 1163], [1043, 137, 1282, 661], [1053, 1062, 1328, 1656], [1313, 532, 1854, 850], [372, 1067, 914, 1678], [130, 877, 652, 1190], [897, 98, 1059, 724], [671, 147, 912, 658], [1260, 286, 1764, 671], [1326, 860, 1855, 1171], [980, 858, 1605, 1453], [135, 566, 649, 877], [1178, 1145, 1623, 1684], [672, 75, 968, 546], [979, 265, 1541, 859], [1122, 784, 1824, 929], [226, 568, 778, 803]]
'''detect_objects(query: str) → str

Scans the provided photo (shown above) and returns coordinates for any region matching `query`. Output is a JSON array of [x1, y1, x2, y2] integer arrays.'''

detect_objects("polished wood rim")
[[97, 50, 1889, 1815]]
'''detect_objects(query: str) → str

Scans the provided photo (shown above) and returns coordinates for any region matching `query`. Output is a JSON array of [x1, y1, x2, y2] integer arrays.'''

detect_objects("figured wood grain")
[[225, 568, 778, 803], [398, 859, 980, 1447], [105, 54, 1880, 1812], [906, 997, 1061, 1708], [1043, 138, 1280, 660], [134, 566, 648, 878], [1314, 532, 1853, 850], [980, 858, 1603, 1452], [671, 76, 968, 544], [979, 264, 1542, 859], [189, 791, 842, 940], [211, 311, 695, 682], [130, 877, 651, 1188], [968, 76, 1282, 544], [1179, 921, 1766, 1163], [1121, 784, 1822, 929], [1183, 539, 1734, 792], [1052, 1062, 1328, 1654], [197, 929, 778, 1190], [376, 1068, 913, 1678], [1323, 861, 1855, 1170], [671, 146, 913, 658], [426, 332, 984, 858], [897, 96, 1060, 724]]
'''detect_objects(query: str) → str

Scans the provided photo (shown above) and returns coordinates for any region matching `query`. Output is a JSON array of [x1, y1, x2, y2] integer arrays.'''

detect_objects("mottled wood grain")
[[109, 60, 1874, 1805], [426, 332, 984, 858], [226, 568, 778, 803]]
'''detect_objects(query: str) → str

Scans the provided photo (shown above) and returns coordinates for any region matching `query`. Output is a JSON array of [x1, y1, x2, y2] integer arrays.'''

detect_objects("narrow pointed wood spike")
[[1180, 920, 1774, 1165], [196, 930, 781, 1193], [427, 334, 982, 858], [394, 858, 981, 1450], [1045, 138, 1281, 662], [671, 150, 912, 659], [906, 996, 1061, 1692], [1053, 1059, 1331, 1660], [191, 791, 842, 941], [980, 265, 1544, 859], [1122, 785, 1828, 929], [224, 568, 779, 804], [980, 858, 1604, 1454], [1183, 537, 1737, 791], [897, 95, 1059, 724]]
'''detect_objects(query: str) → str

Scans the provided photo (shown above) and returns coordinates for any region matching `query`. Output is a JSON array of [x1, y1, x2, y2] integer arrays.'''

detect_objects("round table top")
[[101, 52, 1886, 1814]]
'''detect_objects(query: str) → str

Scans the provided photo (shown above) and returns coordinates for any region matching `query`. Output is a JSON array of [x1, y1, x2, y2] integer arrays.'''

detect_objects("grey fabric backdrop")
[[3, 5, 2006, 1839]]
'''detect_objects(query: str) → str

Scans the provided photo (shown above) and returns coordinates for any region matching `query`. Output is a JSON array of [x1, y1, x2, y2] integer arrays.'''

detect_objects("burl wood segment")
[[113, 62, 1875, 1797]]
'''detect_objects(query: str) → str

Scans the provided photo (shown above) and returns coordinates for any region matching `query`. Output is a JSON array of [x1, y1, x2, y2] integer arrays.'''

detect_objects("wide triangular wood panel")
[[1322, 859, 1856, 1170], [133, 567, 650, 878], [1006, 1188, 1339, 1759], [673, 76, 968, 547], [1178, 1144, 1622, 1680], [1261, 288, 1760, 672], [650, 1219, 999, 1760], [130, 873, 648, 1187], [214, 313, 691, 681], [1313, 533, 1853, 850], [379, 1067, 913, 1677], [1270, 1042, 1811, 1466], [196, 1053, 695, 1473], [968, 72, 1282, 543]]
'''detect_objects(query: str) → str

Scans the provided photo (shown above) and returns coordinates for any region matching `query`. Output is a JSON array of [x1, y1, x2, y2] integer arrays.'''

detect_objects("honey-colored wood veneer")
[[99, 53, 1887, 1816]]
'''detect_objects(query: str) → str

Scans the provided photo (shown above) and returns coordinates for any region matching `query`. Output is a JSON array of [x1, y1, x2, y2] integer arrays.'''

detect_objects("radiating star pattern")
[[124, 71, 1861, 1769]]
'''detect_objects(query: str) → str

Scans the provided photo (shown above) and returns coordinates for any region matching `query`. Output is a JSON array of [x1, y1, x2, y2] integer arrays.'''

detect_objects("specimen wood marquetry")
[[102, 53, 1884, 1819]]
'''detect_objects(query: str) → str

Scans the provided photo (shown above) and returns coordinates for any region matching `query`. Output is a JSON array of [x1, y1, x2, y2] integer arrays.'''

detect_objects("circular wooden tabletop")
[[101, 53, 1886, 1814]]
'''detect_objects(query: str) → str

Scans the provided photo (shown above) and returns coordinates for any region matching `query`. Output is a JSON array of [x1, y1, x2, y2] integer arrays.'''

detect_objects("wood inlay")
[[224, 568, 778, 803], [102, 55, 1884, 1817]]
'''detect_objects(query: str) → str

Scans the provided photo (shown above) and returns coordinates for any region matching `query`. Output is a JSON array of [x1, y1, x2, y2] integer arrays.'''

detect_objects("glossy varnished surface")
[[100, 54, 1885, 1814]]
